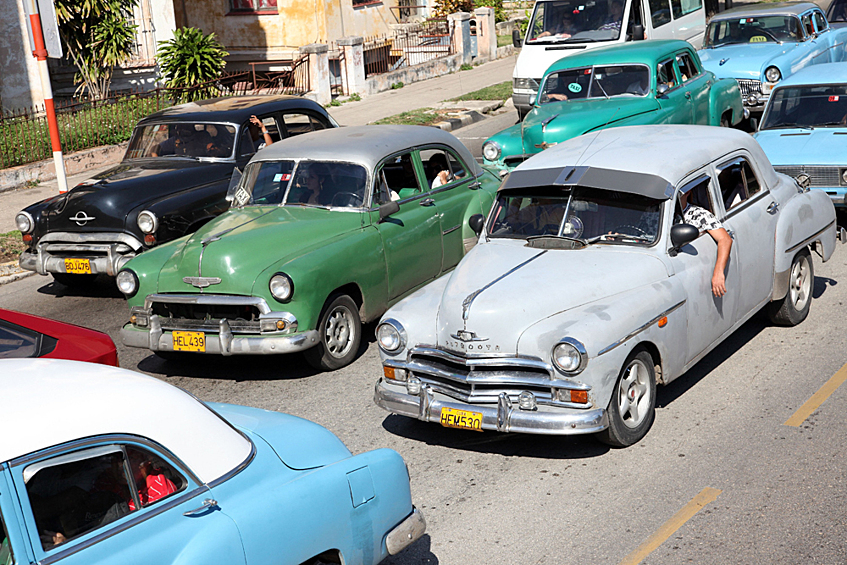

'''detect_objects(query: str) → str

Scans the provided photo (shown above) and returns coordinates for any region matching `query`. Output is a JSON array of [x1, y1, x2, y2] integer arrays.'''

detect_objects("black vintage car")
[[16, 95, 338, 287]]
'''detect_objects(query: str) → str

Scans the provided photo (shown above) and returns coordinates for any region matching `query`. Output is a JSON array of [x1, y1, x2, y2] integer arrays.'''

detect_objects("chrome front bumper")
[[385, 507, 426, 555], [20, 232, 142, 277], [374, 378, 608, 435]]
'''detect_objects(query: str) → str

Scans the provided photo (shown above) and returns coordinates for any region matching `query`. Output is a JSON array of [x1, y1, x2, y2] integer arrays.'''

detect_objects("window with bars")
[[352, 0, 382, 7], [230, 0, 278, 13]]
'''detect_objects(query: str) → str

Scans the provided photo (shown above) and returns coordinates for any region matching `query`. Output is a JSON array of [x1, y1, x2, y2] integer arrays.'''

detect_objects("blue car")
[[0, 359, 425, 565], [699, 2, 847, 120], [754, 62, 847, 209]]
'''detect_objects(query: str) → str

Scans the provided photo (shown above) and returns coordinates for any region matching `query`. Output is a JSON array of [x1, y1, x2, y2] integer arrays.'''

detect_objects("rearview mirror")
[[469, 214, 485, 236], [512, 28, 522, 47], [379, 200, 400, 222], [670, 223, 699, 251]]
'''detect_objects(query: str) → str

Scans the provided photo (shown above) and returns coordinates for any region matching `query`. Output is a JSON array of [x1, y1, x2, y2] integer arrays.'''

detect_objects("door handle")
[[684, 91, 692, 99], [183, 498, 218, 516], [419, 198, 435, 207], [469, 181, 481, 190], [767, 201, 779, 214]]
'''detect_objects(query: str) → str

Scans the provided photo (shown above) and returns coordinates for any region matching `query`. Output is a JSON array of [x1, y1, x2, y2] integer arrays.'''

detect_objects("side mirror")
[[528, 93, 537, 106], [632, 23, 644, 40], [670, 223, 699, 251], [225, 167, 243, 202], [512, 28, 522, 47], [378, 200, 400, 222], [469, 214, 485, 236], [656, 83, 669, 97]]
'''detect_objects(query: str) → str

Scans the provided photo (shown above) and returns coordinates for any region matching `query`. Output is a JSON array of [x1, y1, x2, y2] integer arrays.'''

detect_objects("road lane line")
[[619, 487, 722, 565], [784, 363, 847, 427]]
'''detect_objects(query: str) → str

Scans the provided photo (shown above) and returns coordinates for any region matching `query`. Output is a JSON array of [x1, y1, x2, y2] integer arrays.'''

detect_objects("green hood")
[[521, 97, 660, 156], [156, 206, 364, 295]]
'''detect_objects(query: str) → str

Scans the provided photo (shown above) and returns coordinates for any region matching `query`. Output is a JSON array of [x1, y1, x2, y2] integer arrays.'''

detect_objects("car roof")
[[545, 40, 693, 75], [251, 125, 484, 175], [506, 125, 778, 196], [777, 62, 847, 87], [709, 1, 818, 20], [138, 95, 329, 125], [0, 359, 252, 483]]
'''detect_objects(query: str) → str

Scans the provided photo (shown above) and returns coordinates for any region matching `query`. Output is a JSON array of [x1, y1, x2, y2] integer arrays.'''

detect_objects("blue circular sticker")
[[568, 83, 582, 93]]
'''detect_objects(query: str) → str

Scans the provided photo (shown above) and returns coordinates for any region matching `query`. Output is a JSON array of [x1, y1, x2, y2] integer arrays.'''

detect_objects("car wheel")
[[720, 111, 731, 128], [597, 349, 656, 447], [52, 273, 98, 287], [767, 248, 813, 326], [304, 294, 361, 371]]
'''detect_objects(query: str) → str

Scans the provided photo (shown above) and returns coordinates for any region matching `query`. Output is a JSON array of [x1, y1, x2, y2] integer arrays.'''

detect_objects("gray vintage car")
[[373, 125, 839, 447]]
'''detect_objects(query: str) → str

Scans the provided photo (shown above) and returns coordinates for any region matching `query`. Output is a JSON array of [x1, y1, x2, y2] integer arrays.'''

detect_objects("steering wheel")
[[330, 191, 364, 208], [610, 224, 647, 237]]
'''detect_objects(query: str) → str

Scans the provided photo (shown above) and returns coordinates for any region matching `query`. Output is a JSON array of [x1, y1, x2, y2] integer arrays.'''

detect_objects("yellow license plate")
[[440, 407, 483, 432], [172, 331, 206, 352], [64, 258, 92, 275]]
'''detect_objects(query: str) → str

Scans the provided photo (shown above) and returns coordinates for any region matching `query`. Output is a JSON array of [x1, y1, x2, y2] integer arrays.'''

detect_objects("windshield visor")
[[761, 85, 847, 129], [234, 160, 368, 208], [526, 0, 624, 44], [540, 64, 649, 103], [487, 186, 662, 244], [126, 123, 237, 159], [705, 16, 801, 47]]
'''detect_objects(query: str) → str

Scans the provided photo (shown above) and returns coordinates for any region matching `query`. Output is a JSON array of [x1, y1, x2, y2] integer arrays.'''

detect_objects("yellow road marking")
[[619, 487, 722, 565], [785, 363, 847, 427]]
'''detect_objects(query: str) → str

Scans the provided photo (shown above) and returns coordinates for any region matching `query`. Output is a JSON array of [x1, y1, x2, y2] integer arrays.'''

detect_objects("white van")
[[512, 0, 706, 118]]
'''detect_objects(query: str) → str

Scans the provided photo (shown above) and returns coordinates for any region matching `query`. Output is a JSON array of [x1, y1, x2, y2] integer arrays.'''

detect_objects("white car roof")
[[1, 359, 252, 484], [512, 125, 778, 191]]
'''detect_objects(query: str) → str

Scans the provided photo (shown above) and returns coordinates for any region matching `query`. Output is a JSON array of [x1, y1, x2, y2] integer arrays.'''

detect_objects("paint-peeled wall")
[[0, 0, 44, 111]]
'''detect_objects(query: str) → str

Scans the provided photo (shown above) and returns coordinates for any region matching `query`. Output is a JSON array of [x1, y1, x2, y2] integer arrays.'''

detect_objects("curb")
[[435, 110, 486, 132], [0, 260, 34, 287]]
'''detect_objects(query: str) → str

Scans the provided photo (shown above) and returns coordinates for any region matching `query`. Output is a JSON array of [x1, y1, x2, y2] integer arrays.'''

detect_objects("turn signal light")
[[658, 316, 668, 328], [144, 234, 156, 246], [22, 234, 32, 243], [276, 320, 286, 330], [384, 366, 396, 380], [570, 390, 588, 404]]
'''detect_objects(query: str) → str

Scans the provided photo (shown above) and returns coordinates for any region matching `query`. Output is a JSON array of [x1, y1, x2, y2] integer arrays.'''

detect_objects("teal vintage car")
[[482, 40, 745, 170], [118, 125, 500, 370]]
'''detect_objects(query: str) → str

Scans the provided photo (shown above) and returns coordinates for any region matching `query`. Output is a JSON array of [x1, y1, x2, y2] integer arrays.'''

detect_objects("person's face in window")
[[610, 1, 623, 20]]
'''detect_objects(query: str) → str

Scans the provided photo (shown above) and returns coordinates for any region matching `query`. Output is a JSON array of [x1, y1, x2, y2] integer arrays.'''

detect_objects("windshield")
[[705, 15, 802, 47], [233, 160, 368, 208], [760, 85, 847, 129], [487, 186, 662, 245], [125, 123, 237, 160], [539, 64, 649, 103], [828, 0, 847, 23], [526, 0, 625, 44]]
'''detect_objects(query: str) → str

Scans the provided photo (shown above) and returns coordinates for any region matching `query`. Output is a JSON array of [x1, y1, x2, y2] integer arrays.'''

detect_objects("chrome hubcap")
[[789, 256, 811, 311], [617, 359, 651, 429], [324, 306, 354, 358]]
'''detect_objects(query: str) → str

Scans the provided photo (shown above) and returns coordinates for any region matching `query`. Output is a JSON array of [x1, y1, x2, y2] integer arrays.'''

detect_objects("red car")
[[0, 308, 118, 365]]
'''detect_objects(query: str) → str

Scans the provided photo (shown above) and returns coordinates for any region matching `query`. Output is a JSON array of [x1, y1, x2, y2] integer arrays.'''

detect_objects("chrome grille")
[[151, 301, 262, 334], [736, 79, 762, 97], [774, 166, 842, 188]]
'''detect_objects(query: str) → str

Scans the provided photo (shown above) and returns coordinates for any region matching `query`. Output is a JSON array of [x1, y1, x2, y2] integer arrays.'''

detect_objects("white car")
[[373, 125, 838, 447]]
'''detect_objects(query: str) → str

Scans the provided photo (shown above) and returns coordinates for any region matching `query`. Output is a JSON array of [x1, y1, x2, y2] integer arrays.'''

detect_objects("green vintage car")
[[118, 125, 500, 370], [482, 40, 746, 170]]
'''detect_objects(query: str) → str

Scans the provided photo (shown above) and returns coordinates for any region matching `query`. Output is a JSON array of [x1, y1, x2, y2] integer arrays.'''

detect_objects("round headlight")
[[552, 338, 586, 374], [15, 211, 33, 234], [116, 269, 139, 297], [765, 66, 781, 83], [376, 319, 406, 353], [841, 169, 847, 185], [137, 210, 158, 234], [269, 273, 293, 302], [482, 141, 502, 162]]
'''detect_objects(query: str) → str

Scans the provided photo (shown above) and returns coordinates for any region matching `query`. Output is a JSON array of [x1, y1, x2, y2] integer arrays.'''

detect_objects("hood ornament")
[[70, 211, 95, 226], [450, 329, 488, 342], [183, 276, 222, 289], [719, 58, 729, 66]]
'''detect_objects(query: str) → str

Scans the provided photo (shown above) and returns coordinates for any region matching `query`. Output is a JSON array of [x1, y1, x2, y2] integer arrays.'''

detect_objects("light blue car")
[[0, 359, 425, 565], [699, 2, 847, 121], [754, 62, 847, 209]]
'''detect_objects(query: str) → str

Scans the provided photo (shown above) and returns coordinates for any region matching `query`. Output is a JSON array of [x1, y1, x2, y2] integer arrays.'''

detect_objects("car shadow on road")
[[814, 275, 836, 299], [35, 275, 124, 299], [382, 534, 438, 565], [381, 415, 609, 459]]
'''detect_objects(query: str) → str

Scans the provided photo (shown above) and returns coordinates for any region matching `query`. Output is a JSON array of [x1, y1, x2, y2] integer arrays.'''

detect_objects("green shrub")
[[474, 0, 506, 22], [157, 28, 229, 102]]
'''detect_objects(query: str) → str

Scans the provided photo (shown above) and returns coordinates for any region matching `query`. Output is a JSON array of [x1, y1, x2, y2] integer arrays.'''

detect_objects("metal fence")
[[362, 18, 453, 78]]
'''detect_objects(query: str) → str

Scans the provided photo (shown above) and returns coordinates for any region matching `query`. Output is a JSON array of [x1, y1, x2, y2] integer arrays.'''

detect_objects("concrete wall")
[[0, 0, 44, 110]]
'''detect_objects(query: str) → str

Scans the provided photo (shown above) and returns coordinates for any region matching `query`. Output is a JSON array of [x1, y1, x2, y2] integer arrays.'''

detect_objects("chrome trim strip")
[[144, 293, 273, 315], [386, 507, 426, 555], [442, 224, 461, 235], [786, 220, 835, 254], [206, 439, 256, 488], [409, 346, 552, 372], [461, 250, 548, 320], [597, 300, 686, 357], [551, 337, 588, 375], [39, 232, 143, 251]]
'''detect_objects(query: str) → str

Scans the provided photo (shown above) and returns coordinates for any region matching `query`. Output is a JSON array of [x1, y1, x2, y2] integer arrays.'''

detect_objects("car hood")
[[754, 128, 847, 166], [521, 97, 660, 154], [33, 159, 235, 233], [699, 43, 795, 79], [434, 240, 668, 356], [155, 205, 363, 295]]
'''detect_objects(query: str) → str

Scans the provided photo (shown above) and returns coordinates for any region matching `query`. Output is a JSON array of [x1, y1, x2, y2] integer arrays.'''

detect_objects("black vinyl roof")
[[137, 95, 329, 125]]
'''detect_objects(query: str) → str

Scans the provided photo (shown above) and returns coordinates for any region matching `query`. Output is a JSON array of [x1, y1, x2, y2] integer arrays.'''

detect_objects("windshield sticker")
[[568, 83, 583, 93], [749, 35, 767, 42], [234, 187, 251, 206], [830, 96, 840, 102], [273, 173, 292, 182], [584, 69, 592, 75]]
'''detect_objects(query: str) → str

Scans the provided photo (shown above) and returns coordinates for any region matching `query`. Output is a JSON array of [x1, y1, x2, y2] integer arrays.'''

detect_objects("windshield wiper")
[[158, 154, 201, 161], [818, 121, 846, 127], [526, 234, 587, 247], [586, 233, 652, 243], [767, 123, 814, 130], [561, 37, 596, 43]]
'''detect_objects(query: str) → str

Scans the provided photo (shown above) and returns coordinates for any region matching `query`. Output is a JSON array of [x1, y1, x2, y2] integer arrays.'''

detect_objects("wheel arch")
[[634, 340, 664, 385]]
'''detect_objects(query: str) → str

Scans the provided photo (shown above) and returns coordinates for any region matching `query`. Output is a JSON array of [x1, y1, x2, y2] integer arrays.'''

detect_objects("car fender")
[[482, 122, 525, 169], [772, 185, 837, 300], [122, 235, 193, 307], [708, 77, 744, 125], [460, 170, 500, 251]]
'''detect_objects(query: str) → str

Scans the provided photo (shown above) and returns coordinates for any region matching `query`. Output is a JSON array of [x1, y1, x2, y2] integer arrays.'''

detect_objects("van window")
[[671, 0, 701, 19], [649, 0, 672, 28]]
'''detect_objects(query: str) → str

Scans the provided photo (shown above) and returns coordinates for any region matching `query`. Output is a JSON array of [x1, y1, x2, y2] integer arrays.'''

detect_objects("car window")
[[376, 153, 421, 203], [124, 446, 186, 510], [674, 176, 715, 229], [446, 150, 467, 180], [657, 58, 676, 89], [238, 126, 256, 158], [649, 0, 671, 28], [257, 116, 281, 144], [282, 113, 313, 136], [419, 148, 467, 190], [675, 52, 698, 82], [309, 115, 328, 131], [717, 158, 759, 211], [0, 320, 39, 358], [813, 10, 828, 32], [670, 0, 701, 19], [0, 514, 13, 565], [802, 14, 814, 36], [127, 123, 236, 159]]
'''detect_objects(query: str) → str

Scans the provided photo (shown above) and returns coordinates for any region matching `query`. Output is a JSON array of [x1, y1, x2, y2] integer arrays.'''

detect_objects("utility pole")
[[23, 0, 68, 193]]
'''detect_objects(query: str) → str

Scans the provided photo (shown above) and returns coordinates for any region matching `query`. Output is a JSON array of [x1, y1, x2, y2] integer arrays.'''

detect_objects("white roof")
[[0, 359, 252, 484], [516, 125, 779, 188]]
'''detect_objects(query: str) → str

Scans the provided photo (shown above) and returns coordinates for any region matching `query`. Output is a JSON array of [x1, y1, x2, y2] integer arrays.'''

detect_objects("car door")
[[714, 155, 778, 319], [669, 172, 740, 364], [10, 441, 246, 565], [675, 49, 710, 123], [656, 56, 693, 123], [0, 468, 29, 565], [280, 111, 330, 138], [371, 151, 443, 300]]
